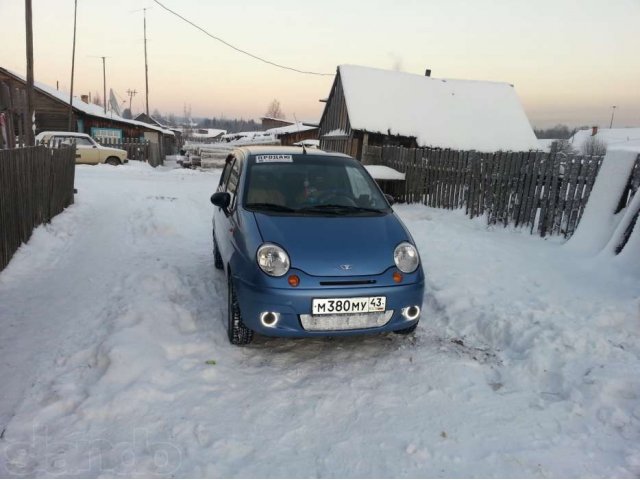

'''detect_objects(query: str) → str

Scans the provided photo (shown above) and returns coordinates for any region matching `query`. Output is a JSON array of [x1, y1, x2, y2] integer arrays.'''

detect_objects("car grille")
[[299, 310, 394, 331]]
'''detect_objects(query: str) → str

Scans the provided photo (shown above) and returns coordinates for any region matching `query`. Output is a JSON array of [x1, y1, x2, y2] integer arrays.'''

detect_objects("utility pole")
[[25, 0, 35, 146], [609, 105, 617, 129], [68, 0, 78, 131], [126, 89, 137, 114], [101, 56, 107, 114], [143, 8, 149, 116]]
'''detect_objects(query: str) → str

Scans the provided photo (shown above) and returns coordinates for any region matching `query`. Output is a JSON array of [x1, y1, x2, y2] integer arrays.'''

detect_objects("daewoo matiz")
[[211, 146, 425, 345]]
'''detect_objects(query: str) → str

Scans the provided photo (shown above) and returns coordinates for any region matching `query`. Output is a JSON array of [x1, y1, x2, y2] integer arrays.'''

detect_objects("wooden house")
[[0, 67, 176, 152], [318, 65, 539, 159]]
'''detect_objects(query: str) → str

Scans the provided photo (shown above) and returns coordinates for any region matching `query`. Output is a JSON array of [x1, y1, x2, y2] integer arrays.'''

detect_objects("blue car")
[[210, 146, 425, 345]]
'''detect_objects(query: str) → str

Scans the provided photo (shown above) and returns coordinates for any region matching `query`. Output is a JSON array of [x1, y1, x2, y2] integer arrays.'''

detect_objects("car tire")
[[105, 156, 121, 166], [213, 235, 223, 270], [227, 275, 254, 345], [393, 322, 418, 335]]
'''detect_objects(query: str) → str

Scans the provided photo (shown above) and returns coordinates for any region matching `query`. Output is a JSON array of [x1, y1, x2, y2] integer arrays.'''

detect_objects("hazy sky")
[[1, 0, 639, 128]]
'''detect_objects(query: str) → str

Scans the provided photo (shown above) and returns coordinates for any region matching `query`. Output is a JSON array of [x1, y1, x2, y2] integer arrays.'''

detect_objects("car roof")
[[36, 131, 90, 138], [234, 145, 352, 159]]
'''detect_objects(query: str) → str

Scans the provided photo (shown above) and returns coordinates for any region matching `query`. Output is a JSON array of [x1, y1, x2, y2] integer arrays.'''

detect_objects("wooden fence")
[[0, 145, 76, 271], [0, 80, 31, 149], [100, 138, 163, 166], [363, 145, 610, 238]]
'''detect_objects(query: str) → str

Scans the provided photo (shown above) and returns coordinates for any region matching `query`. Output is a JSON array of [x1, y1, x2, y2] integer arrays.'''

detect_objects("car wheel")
[[105, 156, 121, 166], [227, 275, 254, 345], [393, 322, 418, 335], [213, 235, 223, 270]]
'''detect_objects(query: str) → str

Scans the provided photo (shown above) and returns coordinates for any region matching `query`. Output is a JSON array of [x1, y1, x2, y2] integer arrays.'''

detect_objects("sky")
[[0, 0, 639, 129]]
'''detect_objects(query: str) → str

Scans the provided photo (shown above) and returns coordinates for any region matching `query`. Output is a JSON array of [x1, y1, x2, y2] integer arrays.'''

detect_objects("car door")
[[214, 155, 242, 268], [74, 137, 101, 164]]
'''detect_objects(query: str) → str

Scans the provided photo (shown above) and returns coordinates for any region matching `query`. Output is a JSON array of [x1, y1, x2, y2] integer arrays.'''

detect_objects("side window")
[[75, 137, 94, 146], [225, 159, 241, 209], [218, 157, 235, 191]]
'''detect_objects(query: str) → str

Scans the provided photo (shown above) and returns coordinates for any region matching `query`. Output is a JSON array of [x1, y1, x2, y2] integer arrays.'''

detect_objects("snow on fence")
[[0, 145, 75, 271], [362, 145, 613, 238]]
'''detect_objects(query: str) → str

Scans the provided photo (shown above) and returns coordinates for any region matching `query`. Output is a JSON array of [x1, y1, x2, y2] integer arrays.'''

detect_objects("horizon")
[[1, 0, 638, 129]]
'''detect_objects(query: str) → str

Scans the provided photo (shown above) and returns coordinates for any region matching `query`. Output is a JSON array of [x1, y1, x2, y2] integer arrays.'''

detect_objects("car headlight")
[[394, 242, 419, 273], [257, 243, 290, 277]]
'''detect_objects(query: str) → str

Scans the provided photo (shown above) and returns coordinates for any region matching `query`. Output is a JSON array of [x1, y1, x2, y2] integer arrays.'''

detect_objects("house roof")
[[265, 122, 317, 135], [336, 64, 539, 152], [1, 67, 174, 136], [569, 127, 640, 152]]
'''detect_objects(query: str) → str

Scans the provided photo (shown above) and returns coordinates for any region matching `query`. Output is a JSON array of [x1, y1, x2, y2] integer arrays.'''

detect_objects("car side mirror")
[[384, 194, 395, 206], [211, 192, 231, 214]]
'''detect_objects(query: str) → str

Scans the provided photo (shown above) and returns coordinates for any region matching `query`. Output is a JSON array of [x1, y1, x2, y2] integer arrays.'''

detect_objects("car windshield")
[[243, 155, 391, 215]]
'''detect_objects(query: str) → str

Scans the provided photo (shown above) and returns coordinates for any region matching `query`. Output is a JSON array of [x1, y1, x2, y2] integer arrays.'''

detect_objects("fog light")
[[260, 311, 279, 327], [401, 305, 421, 321]]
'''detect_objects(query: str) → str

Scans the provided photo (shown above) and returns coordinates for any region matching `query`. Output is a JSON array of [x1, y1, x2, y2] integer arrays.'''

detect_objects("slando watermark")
[[2, 425, 183, 476]]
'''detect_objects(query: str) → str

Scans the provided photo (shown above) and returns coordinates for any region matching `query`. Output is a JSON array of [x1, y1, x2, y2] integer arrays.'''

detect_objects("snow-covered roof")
[[364, 165, 406, 181], [2, 68, 174, 136], [191, 128, 227, 138], [336, 65, 538, 152], [569, 127, 640, 152], [265, 122, 317, 135], [536, 138, 558, 152]]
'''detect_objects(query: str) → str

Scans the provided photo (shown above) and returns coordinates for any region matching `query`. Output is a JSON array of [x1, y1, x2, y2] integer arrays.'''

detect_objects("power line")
[[151, 0, 333, 77]]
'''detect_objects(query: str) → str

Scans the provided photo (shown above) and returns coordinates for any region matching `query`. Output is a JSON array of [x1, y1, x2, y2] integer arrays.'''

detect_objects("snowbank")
[[365, 165, 406, 181], [568, 141, 640, 270]]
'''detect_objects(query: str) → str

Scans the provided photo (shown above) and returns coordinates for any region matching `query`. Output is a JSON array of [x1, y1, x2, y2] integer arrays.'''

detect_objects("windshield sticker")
[[255, 155, 293, 163]]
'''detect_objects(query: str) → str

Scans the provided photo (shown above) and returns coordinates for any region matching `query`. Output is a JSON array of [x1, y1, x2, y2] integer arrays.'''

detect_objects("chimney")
[[425, 69, 432, 77], [591, 126, 598, 136], [81, 94, 89, 103]]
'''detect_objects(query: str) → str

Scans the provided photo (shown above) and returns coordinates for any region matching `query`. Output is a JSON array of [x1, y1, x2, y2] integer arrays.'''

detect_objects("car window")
[[219, 157, 235, 190], [74, 137, 94, 146], [225, 158, 241, 209], [244, 156, 390, 215]]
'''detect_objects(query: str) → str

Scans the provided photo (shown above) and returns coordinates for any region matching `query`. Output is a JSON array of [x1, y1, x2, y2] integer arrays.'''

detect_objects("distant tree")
[[582, 137, 607, 156], [167, 113, 177, 126], [122, 108, 132, 119], [265, 99, 284, 119], [534, 124, 572, 139], [92, 92, 102, 107]]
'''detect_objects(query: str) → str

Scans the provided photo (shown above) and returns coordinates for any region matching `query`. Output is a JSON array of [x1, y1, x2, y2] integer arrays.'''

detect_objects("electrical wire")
[[151, 0, 334, 76]]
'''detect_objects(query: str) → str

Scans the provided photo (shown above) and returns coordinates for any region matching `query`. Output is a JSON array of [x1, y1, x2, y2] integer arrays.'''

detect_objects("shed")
[[318, 65, 539, 159]]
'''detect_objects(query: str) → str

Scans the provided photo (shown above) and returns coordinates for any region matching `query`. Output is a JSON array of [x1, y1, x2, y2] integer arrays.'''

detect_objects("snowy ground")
[[0, 162, 638, 477]]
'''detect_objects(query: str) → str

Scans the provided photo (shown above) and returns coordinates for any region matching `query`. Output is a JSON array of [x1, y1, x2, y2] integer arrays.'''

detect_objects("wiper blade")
[[245, 202, 296, 212], [298, 204, 385, 214]]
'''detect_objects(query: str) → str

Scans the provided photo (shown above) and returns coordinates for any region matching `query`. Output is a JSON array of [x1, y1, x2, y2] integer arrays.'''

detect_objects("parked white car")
[[35, 131, 128, 165]]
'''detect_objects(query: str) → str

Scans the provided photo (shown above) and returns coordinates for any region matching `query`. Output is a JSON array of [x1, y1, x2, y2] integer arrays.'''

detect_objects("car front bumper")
[[233, 274, 425, 338]]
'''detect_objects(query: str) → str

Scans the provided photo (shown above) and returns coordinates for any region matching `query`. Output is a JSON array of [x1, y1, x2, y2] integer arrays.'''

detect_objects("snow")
[[338, 65, 539, 152], [0, 163, 639, 477], [536, 138, 558, 152], [568, 141, 640, 255], [364, 165, 406, 180], [265, 122, 317, 135], [570, 127, 640, 153]]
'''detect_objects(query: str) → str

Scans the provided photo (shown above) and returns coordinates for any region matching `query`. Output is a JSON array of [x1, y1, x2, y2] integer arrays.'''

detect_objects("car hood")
[[252, 212, 409, 276]]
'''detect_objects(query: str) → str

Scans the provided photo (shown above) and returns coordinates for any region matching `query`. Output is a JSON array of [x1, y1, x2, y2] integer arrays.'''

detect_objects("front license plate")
[[312, 296, 386, 315]]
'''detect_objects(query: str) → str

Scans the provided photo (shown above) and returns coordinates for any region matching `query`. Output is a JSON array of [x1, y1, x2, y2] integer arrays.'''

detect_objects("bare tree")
[[582, 137, 607, 156], [265, 99, 284, 119], [92, 92, 102, 107], [549, 139, 575, 155]]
